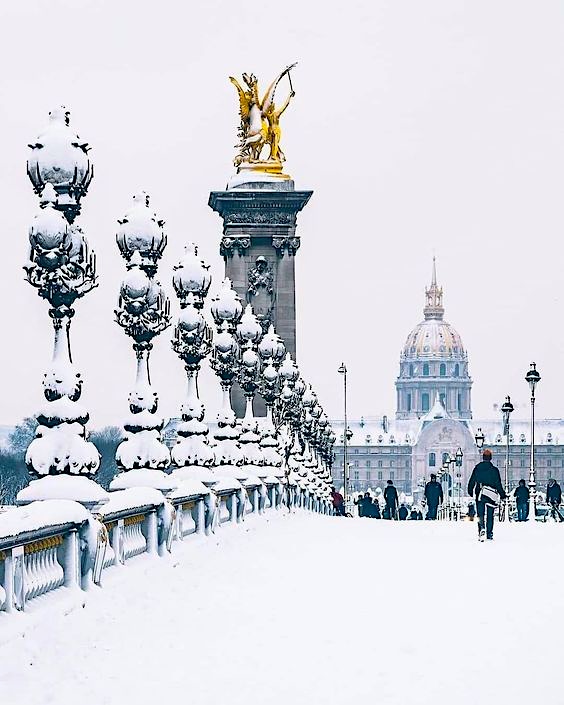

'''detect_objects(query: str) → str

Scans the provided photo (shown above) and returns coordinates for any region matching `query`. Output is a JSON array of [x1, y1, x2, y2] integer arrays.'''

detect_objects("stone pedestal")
[[209, 179, 312, 418]]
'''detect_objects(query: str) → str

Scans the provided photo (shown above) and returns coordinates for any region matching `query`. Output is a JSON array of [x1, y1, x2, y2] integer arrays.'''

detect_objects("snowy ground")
[[0, 513, 561, 705]]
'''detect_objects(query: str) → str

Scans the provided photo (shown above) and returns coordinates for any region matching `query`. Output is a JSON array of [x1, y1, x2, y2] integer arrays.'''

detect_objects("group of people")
[[331, 480, 424, 520], [331, 448, 564, 541]]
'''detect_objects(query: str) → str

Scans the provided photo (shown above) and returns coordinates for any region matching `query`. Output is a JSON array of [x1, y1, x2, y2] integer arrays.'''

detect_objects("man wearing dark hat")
[[467, 449, 506, 541], [424, 473, 443, 520]]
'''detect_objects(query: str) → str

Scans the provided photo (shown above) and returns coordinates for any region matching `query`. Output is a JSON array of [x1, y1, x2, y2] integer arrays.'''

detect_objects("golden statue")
[[229, 63, 297, 177]]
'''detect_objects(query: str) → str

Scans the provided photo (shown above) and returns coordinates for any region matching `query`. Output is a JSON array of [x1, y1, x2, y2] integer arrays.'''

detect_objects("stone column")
[[209, 181, 312, 417]]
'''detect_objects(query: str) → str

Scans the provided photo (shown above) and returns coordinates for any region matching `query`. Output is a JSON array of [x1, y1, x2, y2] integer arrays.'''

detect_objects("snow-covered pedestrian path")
[[1, 513, 560, 705]]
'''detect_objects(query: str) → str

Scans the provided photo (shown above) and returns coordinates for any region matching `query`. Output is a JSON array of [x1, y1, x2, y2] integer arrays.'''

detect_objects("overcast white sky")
[[1, 0, 563, 428]]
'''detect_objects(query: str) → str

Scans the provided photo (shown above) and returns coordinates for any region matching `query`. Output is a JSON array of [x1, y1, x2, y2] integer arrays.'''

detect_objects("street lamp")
[[500, 396, 514, 522], [454, 447, 463, 520], [441, 459, 450, 520], [475, 428, 485, 449], [525, 362, 541, 520], [338, 363, 351, 512]]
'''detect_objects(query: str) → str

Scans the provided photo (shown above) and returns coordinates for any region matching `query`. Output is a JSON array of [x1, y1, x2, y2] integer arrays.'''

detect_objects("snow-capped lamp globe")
[[116, 192, 167, 278], [210, 277, 244, 331], [19, 112, 106, 510], [170, 244, 217, 486], [111, 196, 174, 493], [279, 352, 299, 385], [210, 279, 243, 414], [258, 324, 286, 365], [27, 106, 93, 224], [172, 243, 212, 310]]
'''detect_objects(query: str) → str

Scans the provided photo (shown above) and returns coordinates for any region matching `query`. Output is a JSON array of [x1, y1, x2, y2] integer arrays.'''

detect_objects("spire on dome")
[[424, 257, 444, 320]]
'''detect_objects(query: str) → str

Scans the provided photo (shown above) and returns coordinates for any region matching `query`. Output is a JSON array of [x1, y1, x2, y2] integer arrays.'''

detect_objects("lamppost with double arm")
[[525, 362, 541, 521]]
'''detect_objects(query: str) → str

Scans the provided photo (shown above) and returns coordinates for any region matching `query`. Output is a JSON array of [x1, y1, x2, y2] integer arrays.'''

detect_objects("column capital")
[[273, 236, 301, 256]]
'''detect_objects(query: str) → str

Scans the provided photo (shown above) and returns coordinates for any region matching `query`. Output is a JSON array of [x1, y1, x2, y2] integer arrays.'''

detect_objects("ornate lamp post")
[[111, 193, 172, 490], [210, 279, 245, 479], [500, 396, 514, 521], [170, 244, 215, 482], [474, 428, 485, 450], [338, 363, 350, 512], [452, 447, 463, 520], [525, 362, 541, 521], [236, 305, 265, 478], [19, 108, 105, 507], [258, 325, 286, 488]]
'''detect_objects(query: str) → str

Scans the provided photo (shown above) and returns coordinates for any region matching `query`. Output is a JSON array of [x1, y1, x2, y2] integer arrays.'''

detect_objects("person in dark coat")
[[424, 474, 443, 520], [514, 479, 530, 522], [409, 507, 419, 520], [354, 493, 364, 517], [331, 487, 345, 516], [384, 480, 399, 520], [360, 492, 373, 518], [467, 502, 476, 521], [467, 449, 506, 540], [398, 504, 408, 521], [366, 496, 381, 519], [547, 479, 562, 508]]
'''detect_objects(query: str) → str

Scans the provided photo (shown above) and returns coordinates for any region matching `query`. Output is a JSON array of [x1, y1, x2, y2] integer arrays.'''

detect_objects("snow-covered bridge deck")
[[1, 514, 560, 705]]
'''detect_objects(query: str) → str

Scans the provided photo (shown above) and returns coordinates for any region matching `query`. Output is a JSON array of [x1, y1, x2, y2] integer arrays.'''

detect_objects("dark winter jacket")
[[398, 505, 408, 521], [369, 501, 381, 519], [547, 482, 562, 506], [467, 460, 506, 501], [384, 485, 399, 507], [360, 496, 373, 516], [514, 485, 530, 505], [424, 480, 443, 507]]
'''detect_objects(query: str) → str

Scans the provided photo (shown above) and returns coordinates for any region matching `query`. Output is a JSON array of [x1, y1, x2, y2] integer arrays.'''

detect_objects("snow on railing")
[[0, 480, 332, 616]]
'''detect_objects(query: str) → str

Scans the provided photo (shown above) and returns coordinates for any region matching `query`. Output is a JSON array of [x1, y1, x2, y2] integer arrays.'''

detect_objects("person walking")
[[467, 449, 506, 541], [514, 479, 530, 522], [384, 480, 399, 520], [424, 473, 443, 520], [331, 487, 345, 516]]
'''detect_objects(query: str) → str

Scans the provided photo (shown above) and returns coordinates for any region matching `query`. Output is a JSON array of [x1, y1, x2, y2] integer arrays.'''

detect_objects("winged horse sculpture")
[[229, 64, 297, 168]]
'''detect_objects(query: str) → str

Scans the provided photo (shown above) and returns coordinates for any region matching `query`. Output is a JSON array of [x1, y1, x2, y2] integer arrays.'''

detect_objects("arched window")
[[454, 364, 460, 377], [429, 452, 436, 467], [422, 393, 430, 412], [409, 363, 414, 376], [439, 363, 446, 377], [406, 394, 412, 412], [442, 452, 449, 465], [423, 363, 430, 376]]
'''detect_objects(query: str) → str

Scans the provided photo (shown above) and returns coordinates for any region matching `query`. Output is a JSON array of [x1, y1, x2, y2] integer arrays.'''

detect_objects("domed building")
[[396, 259, 472, 420], [331, 260, 564, 502]]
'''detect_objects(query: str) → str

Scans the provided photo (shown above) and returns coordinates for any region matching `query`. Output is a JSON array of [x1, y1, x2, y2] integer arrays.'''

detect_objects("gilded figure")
[[229, 64, 297, 170]]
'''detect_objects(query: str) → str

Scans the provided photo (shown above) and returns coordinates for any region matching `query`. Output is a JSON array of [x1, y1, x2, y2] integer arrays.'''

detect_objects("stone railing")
[[0, 479, 332, 616]]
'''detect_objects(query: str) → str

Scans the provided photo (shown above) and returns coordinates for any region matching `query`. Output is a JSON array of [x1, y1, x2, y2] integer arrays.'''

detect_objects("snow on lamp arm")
[[18, 110, 106, 508], [169, 244, 215, 478], [112, 195, 172, 484]]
